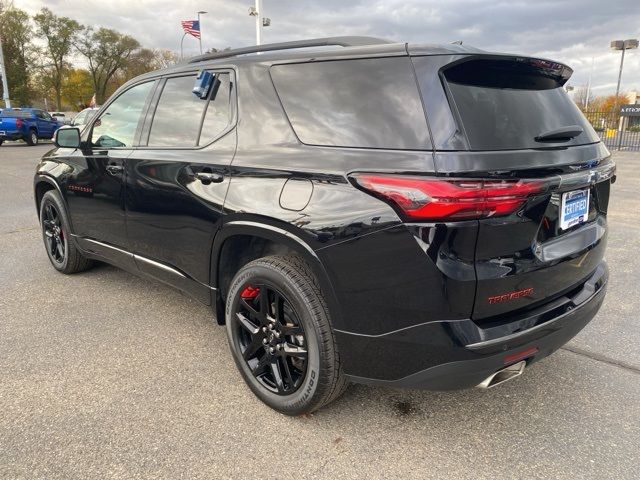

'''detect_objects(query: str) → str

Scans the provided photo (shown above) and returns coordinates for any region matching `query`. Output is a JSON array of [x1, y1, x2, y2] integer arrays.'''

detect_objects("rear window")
[[443, 58, 600, 151], [271, 57, 430, 150], [0, 111, 33, 118]]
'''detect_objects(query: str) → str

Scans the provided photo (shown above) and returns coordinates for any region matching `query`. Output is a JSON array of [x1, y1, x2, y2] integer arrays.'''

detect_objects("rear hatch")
[[411, 53, 613, 322]]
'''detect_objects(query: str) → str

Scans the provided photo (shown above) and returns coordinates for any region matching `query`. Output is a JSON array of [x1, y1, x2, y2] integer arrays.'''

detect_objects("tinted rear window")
[[443, 58, 599, 151], [271, 57, 430, 150], [0, 111, 32, 118]]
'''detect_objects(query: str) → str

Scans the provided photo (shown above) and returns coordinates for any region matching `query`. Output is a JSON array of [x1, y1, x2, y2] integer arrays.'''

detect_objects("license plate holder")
[[560, 189, 590, 230]]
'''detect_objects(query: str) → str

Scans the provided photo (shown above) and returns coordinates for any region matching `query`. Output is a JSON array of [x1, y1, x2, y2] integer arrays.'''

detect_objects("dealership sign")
[[620, 104, 640, 116]]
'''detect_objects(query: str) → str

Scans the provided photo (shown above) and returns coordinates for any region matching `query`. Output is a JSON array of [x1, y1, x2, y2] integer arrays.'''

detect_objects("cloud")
[[18, 0, 640, 95]]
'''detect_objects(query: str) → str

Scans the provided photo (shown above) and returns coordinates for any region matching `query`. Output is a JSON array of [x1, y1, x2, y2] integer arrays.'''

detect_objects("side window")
[[148, 72, 232, 147], [91, 81, 154, 148], [199, 74, 231, 145], [271, 58, 431, 150], [34, 110, 45, 119]]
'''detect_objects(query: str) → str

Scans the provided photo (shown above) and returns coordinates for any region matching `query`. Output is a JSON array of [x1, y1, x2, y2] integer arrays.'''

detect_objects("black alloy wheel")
[[42, 202, 66, 265], [39, 190, 94, 274], [232, 283, 308, 394], [225, 255, 348, 415]]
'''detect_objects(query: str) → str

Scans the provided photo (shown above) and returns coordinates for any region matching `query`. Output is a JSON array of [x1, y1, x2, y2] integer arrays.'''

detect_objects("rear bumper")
[[0, 133, 23, 141], [340, 261, 608, 389]]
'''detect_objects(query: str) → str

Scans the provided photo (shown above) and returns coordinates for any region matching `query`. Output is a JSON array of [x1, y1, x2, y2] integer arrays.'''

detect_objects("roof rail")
[[188, 36, 392, 63]]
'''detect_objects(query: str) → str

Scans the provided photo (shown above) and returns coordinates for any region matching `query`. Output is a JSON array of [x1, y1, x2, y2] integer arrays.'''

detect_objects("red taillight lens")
[[351, 174, 544, 221], [16, 118, 23, 129]]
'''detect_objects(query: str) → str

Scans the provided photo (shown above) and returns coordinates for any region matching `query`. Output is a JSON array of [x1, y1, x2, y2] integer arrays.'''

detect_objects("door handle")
[[106, 164, 124, 176], [194, 171, 224, 184]]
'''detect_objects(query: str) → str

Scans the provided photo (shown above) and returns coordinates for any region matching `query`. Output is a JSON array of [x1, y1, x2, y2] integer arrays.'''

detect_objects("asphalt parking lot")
[[1, 142, 639, 479]]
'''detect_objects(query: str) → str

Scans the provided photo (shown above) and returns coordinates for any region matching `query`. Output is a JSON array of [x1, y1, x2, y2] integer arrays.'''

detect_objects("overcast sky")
[[19, 0, 640, 97]]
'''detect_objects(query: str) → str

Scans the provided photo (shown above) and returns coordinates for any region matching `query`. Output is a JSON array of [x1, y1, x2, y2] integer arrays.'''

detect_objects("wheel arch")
[[211, 221, 342, 328], [33, 175, 69, 227]]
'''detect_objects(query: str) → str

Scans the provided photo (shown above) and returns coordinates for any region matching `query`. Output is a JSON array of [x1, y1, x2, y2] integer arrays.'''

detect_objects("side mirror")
[[55, 127, 81, 149]]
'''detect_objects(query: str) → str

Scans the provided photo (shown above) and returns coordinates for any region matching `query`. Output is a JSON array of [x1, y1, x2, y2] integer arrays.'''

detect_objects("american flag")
[[181, 20, 201, 39]]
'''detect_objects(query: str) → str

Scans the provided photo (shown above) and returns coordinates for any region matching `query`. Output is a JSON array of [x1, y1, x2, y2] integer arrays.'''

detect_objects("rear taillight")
[[16, 118, 23, 129], [351, 174, 545, 221]]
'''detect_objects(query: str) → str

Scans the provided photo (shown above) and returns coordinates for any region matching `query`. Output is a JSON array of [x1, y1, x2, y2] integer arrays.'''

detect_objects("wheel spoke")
[[282, 343, 308, 359], [56, 239, 64, 258], [279, 323, 303, 336], [270, 358, 285, 392], [258, 287, 269, 316], [242, 336, 263, 360], [281, 357, 295, 386], [235, 312, 260, 335], [251, 353, 270, 378], [272, 292, 283, 323], [46, 236, 55, 254], [240, 298, 266, 326]]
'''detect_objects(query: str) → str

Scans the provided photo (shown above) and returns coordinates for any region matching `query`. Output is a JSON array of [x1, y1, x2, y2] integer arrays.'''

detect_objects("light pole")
[[248, 1, 270, 46], [180, 32, 187, 60], [610, 39, 638, 115], [0, 36, 11, 108], [197, 11, 207, 54]]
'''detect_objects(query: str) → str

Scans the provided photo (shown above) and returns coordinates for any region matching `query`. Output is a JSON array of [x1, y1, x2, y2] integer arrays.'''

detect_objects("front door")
[[34, 110, 56, 137], [125, 71, 236, 301], [66, 80, 156, 265]]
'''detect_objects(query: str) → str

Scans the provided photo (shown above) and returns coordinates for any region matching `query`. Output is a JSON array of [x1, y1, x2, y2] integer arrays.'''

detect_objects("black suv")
[[34, 37, 613, 415]]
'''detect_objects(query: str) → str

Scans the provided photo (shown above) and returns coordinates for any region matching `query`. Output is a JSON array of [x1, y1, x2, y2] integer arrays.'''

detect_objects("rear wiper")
[[535, 125, 583, 142]]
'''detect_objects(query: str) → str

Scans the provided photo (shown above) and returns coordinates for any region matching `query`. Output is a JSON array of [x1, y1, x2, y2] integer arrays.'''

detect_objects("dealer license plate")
[[560, 189, 590, 230]]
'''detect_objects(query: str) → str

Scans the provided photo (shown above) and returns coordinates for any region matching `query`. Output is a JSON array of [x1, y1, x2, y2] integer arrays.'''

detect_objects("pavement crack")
[[561, 345, 640, 375]]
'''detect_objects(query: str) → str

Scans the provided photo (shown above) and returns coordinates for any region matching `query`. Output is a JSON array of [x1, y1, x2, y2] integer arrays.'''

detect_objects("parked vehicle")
[[1, 108, 61, 146], [53, 108, 100, 140], [34, 37, 613, 415], [49, 112, 71, 125], [69, 107, 99, 128]]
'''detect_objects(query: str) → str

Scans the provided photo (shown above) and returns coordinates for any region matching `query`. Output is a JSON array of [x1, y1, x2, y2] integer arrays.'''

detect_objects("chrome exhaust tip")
[[477, 360, 526, 389]]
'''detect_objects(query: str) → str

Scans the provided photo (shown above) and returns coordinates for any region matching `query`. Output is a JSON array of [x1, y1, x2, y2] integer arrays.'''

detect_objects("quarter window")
[[91, 81, 154, 148], [271, 58, 430, 150]]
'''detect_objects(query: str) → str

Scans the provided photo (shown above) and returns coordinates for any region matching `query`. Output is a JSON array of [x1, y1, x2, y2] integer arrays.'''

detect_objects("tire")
[[26, 129, 38, 146], [0, 139, 4, 146], [225, 254, 348, 415], [39, 190, 94, 274]]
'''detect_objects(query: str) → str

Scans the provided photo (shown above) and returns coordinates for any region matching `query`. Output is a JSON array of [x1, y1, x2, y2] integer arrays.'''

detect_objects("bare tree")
[[75, 27, 140, 104], [33, 8, 81, 110], [572, 86, 594, 111]]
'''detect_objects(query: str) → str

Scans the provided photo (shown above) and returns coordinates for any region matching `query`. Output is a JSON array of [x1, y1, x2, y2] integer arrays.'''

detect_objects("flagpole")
[[197, 11, 207, 54]]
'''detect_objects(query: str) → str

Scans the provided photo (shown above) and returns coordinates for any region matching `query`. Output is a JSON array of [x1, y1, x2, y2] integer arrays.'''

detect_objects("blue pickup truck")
[[0, 108, 61, 146]]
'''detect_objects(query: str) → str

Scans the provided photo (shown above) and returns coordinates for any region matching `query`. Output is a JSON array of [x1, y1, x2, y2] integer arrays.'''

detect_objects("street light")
[[249, 1, 270, 46], [197, 11, 207, 54], [610, 39, 638, 114]]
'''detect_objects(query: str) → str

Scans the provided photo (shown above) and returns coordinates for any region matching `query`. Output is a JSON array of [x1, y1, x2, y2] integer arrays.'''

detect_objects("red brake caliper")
[[240, 286, 260, 299]]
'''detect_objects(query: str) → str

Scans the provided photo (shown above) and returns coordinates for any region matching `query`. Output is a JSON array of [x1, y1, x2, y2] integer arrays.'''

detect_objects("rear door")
[[412, 54, 613, 321], [125, 70, 237, 301]]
